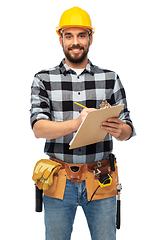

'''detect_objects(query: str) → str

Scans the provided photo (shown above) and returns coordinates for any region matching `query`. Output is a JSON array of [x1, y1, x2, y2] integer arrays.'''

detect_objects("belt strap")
[[50, 158, 111, 183], [87, 159, 111, 177]]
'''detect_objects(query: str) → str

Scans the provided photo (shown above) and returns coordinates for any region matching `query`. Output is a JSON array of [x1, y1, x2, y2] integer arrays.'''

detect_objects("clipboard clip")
[[99, 100, 111, 109]]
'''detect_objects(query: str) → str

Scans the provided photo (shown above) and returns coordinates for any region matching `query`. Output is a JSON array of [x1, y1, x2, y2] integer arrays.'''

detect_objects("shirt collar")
[[59, 58, 95, 76]]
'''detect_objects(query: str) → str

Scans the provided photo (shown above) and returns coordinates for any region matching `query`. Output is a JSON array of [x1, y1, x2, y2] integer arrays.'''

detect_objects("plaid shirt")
[[30, 59, 136, 163]]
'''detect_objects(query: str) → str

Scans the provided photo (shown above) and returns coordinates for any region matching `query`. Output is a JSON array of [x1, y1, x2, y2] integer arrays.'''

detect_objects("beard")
[[63, 44, 89, 64]]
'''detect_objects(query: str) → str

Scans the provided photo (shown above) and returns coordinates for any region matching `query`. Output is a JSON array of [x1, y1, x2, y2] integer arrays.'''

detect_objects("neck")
[[65, 57, 88, 69]]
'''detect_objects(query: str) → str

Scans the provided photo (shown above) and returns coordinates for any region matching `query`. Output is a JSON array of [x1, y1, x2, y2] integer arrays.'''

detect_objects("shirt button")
[[78, 92, 80, 95], [77, 76, 79, 79]]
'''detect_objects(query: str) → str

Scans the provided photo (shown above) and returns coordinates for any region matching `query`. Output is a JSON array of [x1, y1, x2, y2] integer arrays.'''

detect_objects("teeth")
[[72, 49, 80, 52]]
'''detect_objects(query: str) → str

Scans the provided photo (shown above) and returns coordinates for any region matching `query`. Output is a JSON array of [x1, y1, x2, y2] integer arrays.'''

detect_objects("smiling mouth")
[[71, 48, 82, 53], [68, 45, 84, 53]]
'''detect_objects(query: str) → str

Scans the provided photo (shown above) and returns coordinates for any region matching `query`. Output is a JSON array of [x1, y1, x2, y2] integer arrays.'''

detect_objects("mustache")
[[68, 45, 84, 51]]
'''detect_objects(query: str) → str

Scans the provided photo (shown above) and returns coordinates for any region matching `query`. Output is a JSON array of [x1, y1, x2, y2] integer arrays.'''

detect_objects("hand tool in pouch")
[[109, 154, 122, 229], [116, 183, 122, 229], [35, 186, 43, 212], [86, 174, 112, 205]]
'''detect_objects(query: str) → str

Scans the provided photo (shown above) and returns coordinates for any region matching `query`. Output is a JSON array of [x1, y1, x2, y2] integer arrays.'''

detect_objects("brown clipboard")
[[69, 104, 124, 149]]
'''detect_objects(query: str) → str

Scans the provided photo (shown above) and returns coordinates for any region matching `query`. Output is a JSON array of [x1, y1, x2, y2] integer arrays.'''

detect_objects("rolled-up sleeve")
[[112, 74, 136, 139], [30, 74, 51, 129]]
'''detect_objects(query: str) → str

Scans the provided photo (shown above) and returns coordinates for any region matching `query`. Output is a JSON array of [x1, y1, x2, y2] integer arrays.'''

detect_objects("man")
[[30, 6, 136, 240]]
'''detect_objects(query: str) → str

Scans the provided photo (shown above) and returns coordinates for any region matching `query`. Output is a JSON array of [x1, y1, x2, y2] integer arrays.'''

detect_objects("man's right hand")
[[33, 108, 96, 140], [77, 108, 96, 126]]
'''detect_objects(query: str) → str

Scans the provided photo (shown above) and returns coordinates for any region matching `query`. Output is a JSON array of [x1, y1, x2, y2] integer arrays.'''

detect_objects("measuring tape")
[[99, 174, 112, 188]]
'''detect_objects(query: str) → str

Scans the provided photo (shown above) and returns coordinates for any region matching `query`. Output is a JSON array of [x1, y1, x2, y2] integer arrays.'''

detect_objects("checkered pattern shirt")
[[30, 59, 136, 163]]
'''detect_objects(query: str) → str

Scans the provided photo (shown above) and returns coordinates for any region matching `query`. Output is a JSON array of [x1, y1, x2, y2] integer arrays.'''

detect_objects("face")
[[59, 28, 92, 66]]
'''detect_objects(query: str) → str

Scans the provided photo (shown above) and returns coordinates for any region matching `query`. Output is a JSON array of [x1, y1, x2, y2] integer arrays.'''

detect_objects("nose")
[[73, 36, 79, 45]]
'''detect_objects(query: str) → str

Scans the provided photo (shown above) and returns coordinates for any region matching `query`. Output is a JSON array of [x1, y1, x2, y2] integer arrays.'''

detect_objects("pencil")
[[74, 102, 88, 109]]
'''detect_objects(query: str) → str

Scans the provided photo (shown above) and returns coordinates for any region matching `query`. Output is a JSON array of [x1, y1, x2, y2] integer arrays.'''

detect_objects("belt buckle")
[[93, 168, 101, 177]]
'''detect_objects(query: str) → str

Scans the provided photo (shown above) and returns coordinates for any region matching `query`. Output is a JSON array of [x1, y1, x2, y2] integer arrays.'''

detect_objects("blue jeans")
[[44, 180, 116, 240]]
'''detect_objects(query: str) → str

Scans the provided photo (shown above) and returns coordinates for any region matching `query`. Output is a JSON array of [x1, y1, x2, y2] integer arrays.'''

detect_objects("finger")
[[109, 132, 121, 138], [81, 108, 96, 115], [102, 122, 119, 130], [87, 108, 96, 112], [101, 123, 123, 138], [48, 171, 54, 186], [36, 166, 47, 179], [106, 128, 122, 138], [102, 126, 119, 134], [32, 164, 43, 180], [43, 165, 55, 179], [43, 179, 50, 191], [107, 118, 123, 124]]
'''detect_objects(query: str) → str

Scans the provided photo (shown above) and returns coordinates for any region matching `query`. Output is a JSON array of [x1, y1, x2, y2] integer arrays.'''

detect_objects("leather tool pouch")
[[85, 165, 119, 201]]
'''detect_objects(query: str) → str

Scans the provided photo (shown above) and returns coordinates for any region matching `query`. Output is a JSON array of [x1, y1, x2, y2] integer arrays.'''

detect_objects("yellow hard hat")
[[56, 6, 95, 36]]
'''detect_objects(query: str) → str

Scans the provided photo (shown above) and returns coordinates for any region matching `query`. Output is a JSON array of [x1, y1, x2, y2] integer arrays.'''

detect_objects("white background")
[[1, 0, 159, 239]]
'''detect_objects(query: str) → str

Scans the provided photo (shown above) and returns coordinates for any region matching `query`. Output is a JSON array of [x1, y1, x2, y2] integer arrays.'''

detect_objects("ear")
[[59, 36, 63, 47], [89, 35, 93, 46]]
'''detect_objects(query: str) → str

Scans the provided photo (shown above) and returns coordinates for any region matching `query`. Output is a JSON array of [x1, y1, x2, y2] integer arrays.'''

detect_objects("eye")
[[65, 35, 72, 39], [79, 34, 85, 38]]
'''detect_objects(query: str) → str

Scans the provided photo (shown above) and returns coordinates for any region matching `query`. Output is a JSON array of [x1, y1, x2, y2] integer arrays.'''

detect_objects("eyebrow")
[[64, 32, 87, 36]]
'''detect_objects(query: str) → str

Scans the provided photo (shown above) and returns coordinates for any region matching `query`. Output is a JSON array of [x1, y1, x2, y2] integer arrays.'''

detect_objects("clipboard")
[[69, 104, 124, 149]]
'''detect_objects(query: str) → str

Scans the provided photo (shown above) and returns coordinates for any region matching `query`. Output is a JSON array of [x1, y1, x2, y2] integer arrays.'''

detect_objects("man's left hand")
[[101, 118, 124, 139]]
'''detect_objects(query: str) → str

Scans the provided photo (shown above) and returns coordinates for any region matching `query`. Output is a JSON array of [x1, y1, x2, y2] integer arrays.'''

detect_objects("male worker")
[[30, 6, 135, 240]]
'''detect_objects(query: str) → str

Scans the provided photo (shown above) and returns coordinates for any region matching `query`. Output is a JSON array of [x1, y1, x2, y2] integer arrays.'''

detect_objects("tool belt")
[[50, 157, 114, 183], [42, 156, 119, 201], [32, 155, 119, 201]]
